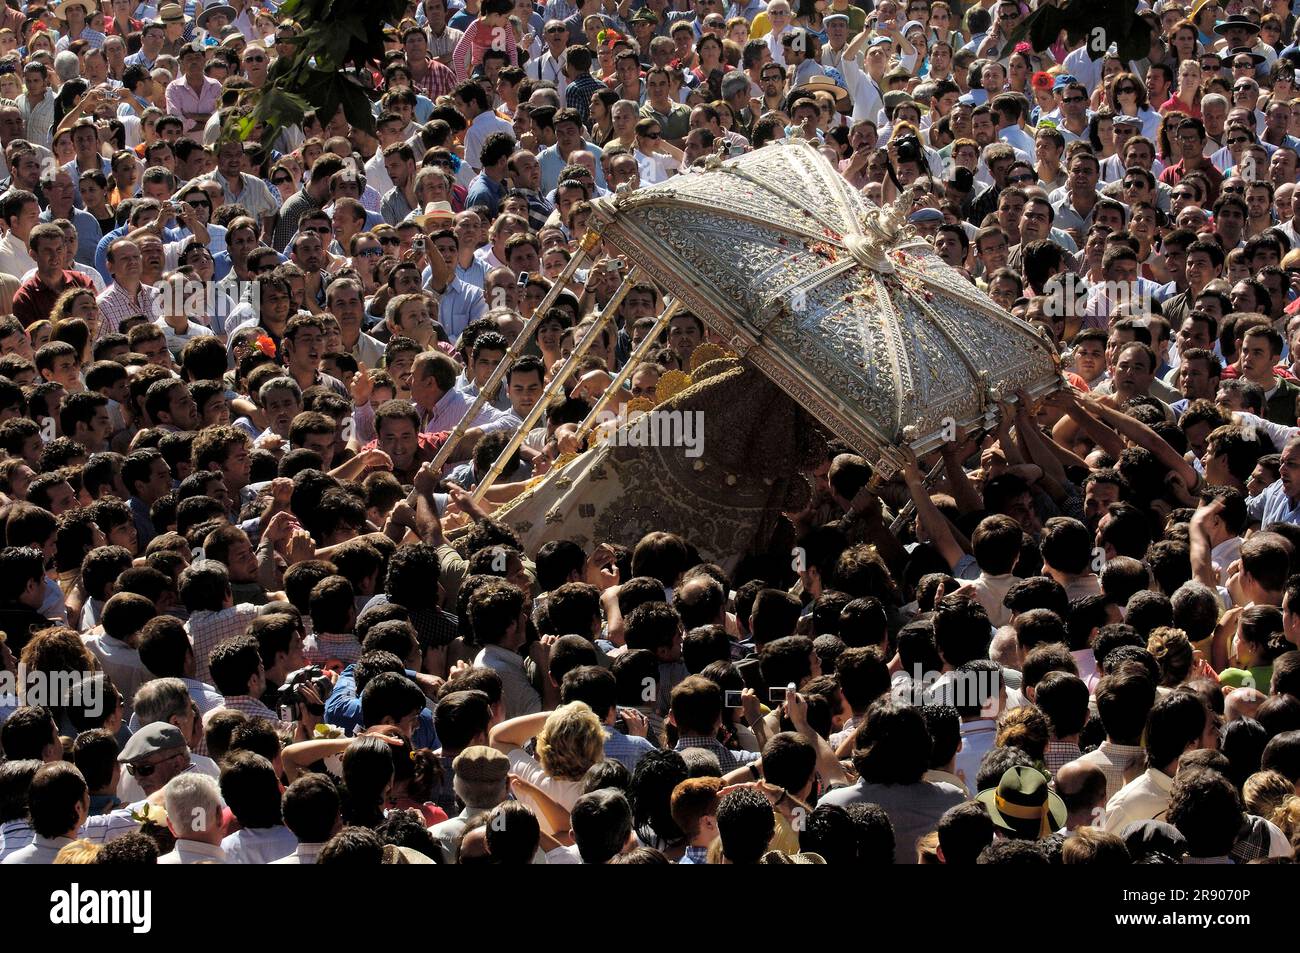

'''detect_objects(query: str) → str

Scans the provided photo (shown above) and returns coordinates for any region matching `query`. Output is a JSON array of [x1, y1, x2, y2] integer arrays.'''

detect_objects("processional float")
[[451, 138, 1066, 569]]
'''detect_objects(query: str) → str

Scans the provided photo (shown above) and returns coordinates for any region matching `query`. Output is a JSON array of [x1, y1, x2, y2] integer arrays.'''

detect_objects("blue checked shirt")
[[603, 725, 656, 773]]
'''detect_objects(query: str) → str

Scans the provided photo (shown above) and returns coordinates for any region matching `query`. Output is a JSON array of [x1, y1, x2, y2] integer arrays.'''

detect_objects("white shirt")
[[270, 842, 325, 864], [463, 110, 515, 173], [1210, 536, 1243, 586], [158, 839, 227, 864], [0, 233, 34, 281], [545, 842, 583, 864], [364, 151, 393, 198], [1, 834, 73, 864], [82, 632, 149, 719], [118, 754, 219, 804], [968, 571, 1015, 629], [220, 824, 297, 864], [474, 643, 541, 718], [0, 819, 33, 861], [954, 719, 997, 793], [998, 124, 1037, 163], [635, 148, 679, 185], [1102, 766, 1173, 834]]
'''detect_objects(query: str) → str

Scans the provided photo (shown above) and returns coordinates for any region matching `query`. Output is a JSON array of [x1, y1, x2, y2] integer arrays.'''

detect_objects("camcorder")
[[278, 666, 333, 716]]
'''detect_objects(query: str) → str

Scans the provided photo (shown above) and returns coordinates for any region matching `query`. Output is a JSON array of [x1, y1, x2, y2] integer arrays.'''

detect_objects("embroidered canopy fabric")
[[495, 357, 824, 574], [585, 138, 1065, 468]]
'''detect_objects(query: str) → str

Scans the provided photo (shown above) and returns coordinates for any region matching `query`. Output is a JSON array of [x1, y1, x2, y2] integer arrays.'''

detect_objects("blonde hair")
[[917, 830, 941, 864], [1270, 794, 1300, 842], [535, 701, 606, 781], [53, 839, 102, 864], [1147, 627, 1194, 687], [1244, 769, 1295, 819]]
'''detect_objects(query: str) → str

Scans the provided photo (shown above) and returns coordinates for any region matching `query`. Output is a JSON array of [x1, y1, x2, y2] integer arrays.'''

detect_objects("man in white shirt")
[[471, 582, 545, 718], [430, 746, 511, 863], [1191, 487, 1246, 586], [83, 591, 154, 722], [993, 92, 1037, 163], [219, 751, 298, 863], [457, 80, 514, 174], [273, 774, 342, 865], [0, 188, 38, 281], [1103, 692, 1213, 834], [159, 773, 226, 864], [1, 762, 87, 865]]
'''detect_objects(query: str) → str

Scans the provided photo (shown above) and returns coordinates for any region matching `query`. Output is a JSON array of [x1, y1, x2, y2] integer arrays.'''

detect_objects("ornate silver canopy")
[[588, 139, 1064, 469]]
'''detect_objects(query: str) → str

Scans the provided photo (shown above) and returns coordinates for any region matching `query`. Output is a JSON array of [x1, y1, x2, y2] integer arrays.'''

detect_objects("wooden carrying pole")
[[469, 265, 644, 504], [425, 230, 603, 473], [572, 298, 681, 445]]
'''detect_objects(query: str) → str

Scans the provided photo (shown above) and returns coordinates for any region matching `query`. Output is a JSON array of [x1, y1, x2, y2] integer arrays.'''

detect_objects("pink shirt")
[[451, 20, 519, 82], [165, 75, 223, 133]]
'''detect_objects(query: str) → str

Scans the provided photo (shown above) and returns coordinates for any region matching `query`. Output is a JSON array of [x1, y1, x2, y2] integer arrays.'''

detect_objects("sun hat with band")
[[975, 766, 1067, 840]]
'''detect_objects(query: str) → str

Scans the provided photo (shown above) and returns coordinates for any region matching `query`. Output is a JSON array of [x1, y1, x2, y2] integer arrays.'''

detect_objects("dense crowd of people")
[[2, 0, 1300, 867]]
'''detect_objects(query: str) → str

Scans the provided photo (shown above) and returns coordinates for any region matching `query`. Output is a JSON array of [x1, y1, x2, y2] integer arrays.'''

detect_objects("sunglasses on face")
[[307, 225, 331, 234], [378, 236, 401, 245], [272, 175, 292, 185], [357, 247, 382, 257], [1009, 173, 1035, 183], [1228, 136, 1249, 145], [1116, 86, 1137, 94], [1063, 95, 1086, 104], [1123, 179, 1145, 188]]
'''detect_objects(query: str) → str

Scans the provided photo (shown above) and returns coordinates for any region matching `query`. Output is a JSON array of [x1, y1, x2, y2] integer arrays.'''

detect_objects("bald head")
[[1224, 687, 1266, 723], [1054, 760, 1108, 825]]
